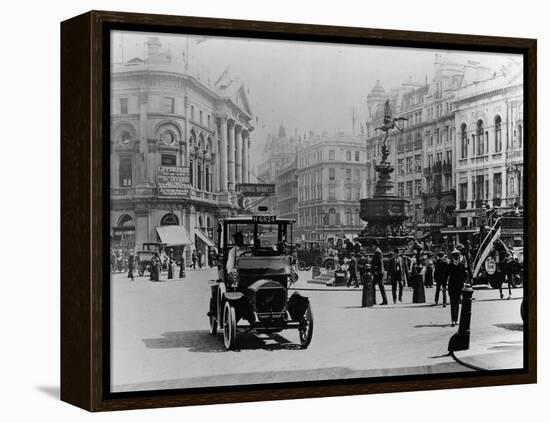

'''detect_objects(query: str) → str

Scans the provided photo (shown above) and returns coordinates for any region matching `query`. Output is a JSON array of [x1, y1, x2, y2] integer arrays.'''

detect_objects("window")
[[427, 154, 433, 168], [190, 105, 195, 121], [346, 151, 352, 161], [517, 124, 523, 148], [328, 187, 336, 200], [398, 159, 404, 175], [329, 168, 335, 180], [406, 181, 413, 198], [207, 114, 211, 128], [476, 120, 485, 155], [345, 187, 352, 200], [461, 123, 468, 158], [398, 182, 405, 197], [205, 166, 210, 192], [435, 128, 440, 144], [197, 163, 202, 190], [354, 187, 361, 200], [119, 156, 132, 187], [355, 151, 360, 161], [199, 110, 203, 125], [414, 155, 422, 173], [189, 159, 193, 186], [119, 98, 128, 114], [161, 154, 176, 166], [414, 179, 422, 196], [446, 150, 452, 164], [459, 182, 468, 202], [328, 208, 336, 225], [493, 173, 502, 199], [354, 169, 360, 181], [345, 209, 352, 225], [329, 150, 335, 160], [164, 97, 175, 114], [160, 213, 179, 226], [346, 168, 351, 180], [405, 157, 412, 173]]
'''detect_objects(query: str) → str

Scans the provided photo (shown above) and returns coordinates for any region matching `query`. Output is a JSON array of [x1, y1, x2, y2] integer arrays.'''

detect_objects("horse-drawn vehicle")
[[207, 215, 314, 350]]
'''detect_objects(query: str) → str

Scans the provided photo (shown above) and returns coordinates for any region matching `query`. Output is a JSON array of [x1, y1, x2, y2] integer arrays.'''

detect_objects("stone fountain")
[[357, 99, 414, 252]]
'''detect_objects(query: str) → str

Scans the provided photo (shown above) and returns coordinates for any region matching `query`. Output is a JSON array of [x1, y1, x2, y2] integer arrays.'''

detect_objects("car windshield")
[[226, 223, 287, 249]]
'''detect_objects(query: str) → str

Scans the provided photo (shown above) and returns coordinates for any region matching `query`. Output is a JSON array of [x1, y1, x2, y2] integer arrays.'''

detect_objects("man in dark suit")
[[447, 248, 468, 326], [347, 254, 360, 288], [388, 249, 404, 303], [371, 245, 388, 305]]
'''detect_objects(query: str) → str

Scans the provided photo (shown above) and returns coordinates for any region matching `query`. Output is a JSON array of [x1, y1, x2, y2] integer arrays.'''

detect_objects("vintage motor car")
[[136, 242, 167, 276], [207, 215, 313, 350]]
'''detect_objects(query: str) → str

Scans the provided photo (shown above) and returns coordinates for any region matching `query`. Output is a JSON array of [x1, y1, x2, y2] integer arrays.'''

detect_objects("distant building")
[[453, 59, 524, 228], [296, 133, 366, 242], [256, 124, 299, 213], [275, 160, 298, 228], [110, 37, 254, 262]]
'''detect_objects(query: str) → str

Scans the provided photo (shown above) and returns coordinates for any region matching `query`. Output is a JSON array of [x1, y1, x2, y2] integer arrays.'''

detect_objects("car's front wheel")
[[298, 304, 314, 348], [223, 301, 237, 350], [208, 298, 218, 335]]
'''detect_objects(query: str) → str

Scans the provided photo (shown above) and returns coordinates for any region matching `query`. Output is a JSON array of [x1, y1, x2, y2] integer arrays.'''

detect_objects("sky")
[[112, 31, 521, 159]]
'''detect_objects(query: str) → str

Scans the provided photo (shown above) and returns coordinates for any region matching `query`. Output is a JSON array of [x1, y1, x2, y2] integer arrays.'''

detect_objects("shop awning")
[[195, 229, 215, 247], [156, 226, 192, 246]]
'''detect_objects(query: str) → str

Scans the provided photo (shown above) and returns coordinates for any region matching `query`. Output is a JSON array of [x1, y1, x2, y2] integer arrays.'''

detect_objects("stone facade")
[[110, 37, 254, 262]]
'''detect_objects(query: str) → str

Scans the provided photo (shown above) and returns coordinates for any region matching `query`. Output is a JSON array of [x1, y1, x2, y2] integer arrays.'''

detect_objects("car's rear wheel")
[[299, 304, 314, 348], [324, 259, 334, 270], [223, 301, 237, 350]]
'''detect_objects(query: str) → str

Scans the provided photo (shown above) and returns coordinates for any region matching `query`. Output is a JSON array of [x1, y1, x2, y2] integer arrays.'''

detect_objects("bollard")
[[167, 260, 173, 279], [448, 286, 474, 352], [362, 272, 375, 307], [412, 272, 426, 303]]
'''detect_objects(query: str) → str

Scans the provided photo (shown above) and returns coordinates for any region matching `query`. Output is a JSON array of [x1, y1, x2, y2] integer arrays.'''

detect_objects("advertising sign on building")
[[158, 166, 190, 196], [236, 183, 275, 197]]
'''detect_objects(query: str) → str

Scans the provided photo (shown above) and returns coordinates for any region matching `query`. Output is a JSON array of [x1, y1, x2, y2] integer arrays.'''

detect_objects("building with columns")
[[296, 133, 366, 242], [453, 59, 524, 228], [110, 37, 254, 262]]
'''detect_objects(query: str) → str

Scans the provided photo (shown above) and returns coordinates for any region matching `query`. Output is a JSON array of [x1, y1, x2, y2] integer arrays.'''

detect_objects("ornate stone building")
[[296, 133, 366, 242], [453, 59, 524, 228], [110, 37, 254, 261], [275, 159, 298, 225]]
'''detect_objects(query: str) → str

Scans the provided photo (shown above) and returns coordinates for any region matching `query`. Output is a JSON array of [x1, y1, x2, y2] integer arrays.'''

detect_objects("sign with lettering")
[[158, 166, 190, 196], [252, 215, 276, 224], [236, 183, 275, 197]]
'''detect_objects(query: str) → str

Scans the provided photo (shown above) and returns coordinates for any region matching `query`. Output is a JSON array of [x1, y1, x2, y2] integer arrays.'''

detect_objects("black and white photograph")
[[108, 30, 526, 393]]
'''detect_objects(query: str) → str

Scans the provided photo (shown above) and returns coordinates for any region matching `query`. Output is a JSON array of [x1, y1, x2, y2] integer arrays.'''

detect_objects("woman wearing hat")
[[447, 248, 468, 326]]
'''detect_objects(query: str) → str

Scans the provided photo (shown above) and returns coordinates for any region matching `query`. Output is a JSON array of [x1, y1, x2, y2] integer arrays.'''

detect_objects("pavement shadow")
[[143, 330, 301, 353], [493, 323, 524, 332], [414, 323, 453, 328]]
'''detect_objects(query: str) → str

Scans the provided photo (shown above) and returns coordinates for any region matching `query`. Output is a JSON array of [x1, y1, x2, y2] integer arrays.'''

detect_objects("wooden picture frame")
[[61, 10, 536, 411]]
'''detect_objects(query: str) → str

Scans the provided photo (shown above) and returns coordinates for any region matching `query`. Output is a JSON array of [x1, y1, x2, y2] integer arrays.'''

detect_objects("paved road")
[[110, 269, 523, 392]]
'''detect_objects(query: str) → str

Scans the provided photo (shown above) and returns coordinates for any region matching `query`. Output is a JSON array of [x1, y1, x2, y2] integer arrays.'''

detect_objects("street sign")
[[236, 183, 275, 197]]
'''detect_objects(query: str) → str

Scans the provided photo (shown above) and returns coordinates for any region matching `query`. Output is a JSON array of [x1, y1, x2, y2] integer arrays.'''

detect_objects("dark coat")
[[447, 257, 468, 292], [434, 257, 449, 282], [371, 252, 384, 275]]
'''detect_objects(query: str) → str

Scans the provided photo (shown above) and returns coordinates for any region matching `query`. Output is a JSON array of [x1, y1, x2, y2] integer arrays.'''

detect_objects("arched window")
[[461, 123, 468, 158], [517, 123, 523, 148], [117, 214, 134, 228], [189, 159, 194, 186], [197, 162, 202, 190], [198, 216, 203, 230], [118, 130, 132, 145], [328, 208, 336, 225], [494, 116, 502, 152], [205, 165, 210, 191], [160, 213, 179, 226], [476, 120, 485, 156]]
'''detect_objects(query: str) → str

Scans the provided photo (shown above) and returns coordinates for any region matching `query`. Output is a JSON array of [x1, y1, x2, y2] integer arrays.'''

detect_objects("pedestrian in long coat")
[[197, 249, 203, 269], [447, 248, 468, 326], [388, 249, 404, 303], [347, 255, 360, 288], [127, 250, 135, 281], [191, 250, 197, 269], [434, 252, 449, 306]]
